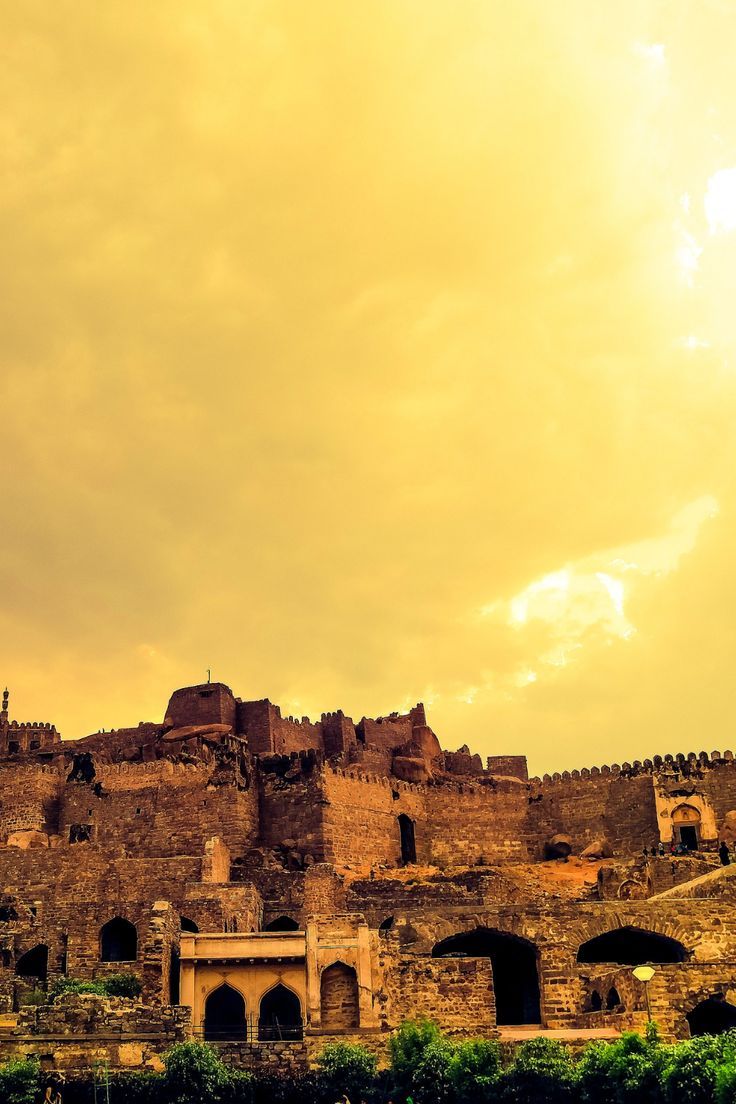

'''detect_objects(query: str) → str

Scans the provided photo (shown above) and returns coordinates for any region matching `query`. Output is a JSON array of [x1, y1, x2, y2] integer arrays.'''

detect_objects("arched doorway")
[[258, 984, 303, 1040], [432, 928, 541, 1025], [15, 944, 48, 984], [672, 804, 701, 850], [398, 814, 416, 865], [100, 917, 137, 962], [204, 983, 246, 1040], [576, 926, 686, 965], [180, 916, 198, 933], [687, 996, 736, 1036], [320, 962, 359, 1030], [263, 915, 300, 932]]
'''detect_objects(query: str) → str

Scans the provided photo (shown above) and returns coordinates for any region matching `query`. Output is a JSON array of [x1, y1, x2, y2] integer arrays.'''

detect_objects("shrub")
[[48, 977, 106, 1001], [0, 1057, 41, 1104], [316, 1041, 378, 1103], [163, 1040, 231, 1104], [500, 1036, 576, 1104], [716, 1060, 736, 1104], [103, 971, 143, 998], [411, 1037, 457, 1104], [662, 1033, 736, 1104], [448, 1038, 503, 1104], [389, 1018, 443, 1095], [578, 1027, 665, 1104], [17, 987, 46, 1006]]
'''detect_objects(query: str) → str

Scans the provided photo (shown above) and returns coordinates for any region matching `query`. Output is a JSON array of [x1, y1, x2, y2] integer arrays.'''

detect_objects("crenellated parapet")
[[529, 749, 736, 787]]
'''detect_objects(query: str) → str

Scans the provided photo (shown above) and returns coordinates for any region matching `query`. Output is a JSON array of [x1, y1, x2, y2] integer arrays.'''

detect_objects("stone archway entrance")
[[258, 984, 303, 1040], [688, 996, 736, 1035], [672, 804, 701, 850], [432, 928, 541, 1025]]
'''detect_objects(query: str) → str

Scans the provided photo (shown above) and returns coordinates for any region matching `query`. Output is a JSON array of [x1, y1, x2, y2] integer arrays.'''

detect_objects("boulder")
[[545, 833, 573, 860], [392, 756, 430, 783], [580, 838, 613, 860], [720, 810, 736, 846]]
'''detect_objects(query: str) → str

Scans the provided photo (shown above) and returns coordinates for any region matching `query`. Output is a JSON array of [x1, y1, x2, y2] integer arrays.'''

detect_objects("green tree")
[[448, 1038, 502, 1104], [500, 1036, 576, 1104], [716, 1060, 736, 1104], [163, 1040, 230, 1104], [578, 1027, 666, 1104], [412, 1037, 457, 1104], [316, 1041, 378, 1103], [0, 1057, 41, 1104], [662, 1033, 736, 1104], [389, 1018, 443, 1096]]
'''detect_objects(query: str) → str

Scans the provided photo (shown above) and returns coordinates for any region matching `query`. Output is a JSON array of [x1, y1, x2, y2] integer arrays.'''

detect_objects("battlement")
[[529, 749, 736, 787]]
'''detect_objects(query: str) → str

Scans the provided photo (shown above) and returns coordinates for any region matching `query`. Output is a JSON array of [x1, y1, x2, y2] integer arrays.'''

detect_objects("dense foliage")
[[6, 1020, 736, 1103], [48, 971, 143, 1001]]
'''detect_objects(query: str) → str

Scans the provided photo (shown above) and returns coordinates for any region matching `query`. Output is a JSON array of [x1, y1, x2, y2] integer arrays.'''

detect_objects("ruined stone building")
[[2, 680, 736, 1074]]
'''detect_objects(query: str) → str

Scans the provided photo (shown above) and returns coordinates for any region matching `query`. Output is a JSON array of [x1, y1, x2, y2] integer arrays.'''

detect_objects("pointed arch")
[[320, 961, 359, 1031], [263, 915, 300, 932], [258, 983, 303, 1040], [607, 986, 622, 1011], [204, 983, 246, 1040], [432, 927, 541, 1026], [100, 917, 137, 962], [576, 926, 686, 965], [15, 944, 48, 982]]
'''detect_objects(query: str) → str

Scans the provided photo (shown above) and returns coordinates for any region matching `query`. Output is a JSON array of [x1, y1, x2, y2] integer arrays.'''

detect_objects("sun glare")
[[705, 167, 736, 233]]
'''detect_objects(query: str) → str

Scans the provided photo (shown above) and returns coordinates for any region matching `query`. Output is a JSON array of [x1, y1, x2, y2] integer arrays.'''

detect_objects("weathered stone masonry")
[[2, 682, 736, 1075]]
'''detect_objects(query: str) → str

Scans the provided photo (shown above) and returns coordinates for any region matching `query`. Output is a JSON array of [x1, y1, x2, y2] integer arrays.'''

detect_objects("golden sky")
[[3, 1, 736, 774]]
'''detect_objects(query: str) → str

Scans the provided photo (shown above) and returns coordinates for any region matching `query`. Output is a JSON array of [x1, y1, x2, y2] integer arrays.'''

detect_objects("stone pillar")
[[305, 919, 321, 1029], [356, 922, 377, 1028]]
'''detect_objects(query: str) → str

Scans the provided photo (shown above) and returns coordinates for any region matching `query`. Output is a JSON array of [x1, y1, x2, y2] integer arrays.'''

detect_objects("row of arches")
[[203, 962, 360, 1040]]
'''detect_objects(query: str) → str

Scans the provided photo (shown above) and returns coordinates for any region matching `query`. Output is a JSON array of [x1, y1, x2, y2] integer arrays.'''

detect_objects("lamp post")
[[632, 964, 656, 1022]]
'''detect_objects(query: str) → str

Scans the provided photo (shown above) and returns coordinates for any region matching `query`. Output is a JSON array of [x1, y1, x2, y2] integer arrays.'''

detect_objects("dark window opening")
[[258, 984, 303, 1040], [15, 944, 48, 983], [180, 916, 199, 933], [0, 906, 18, 922], [100, 917, 137, 962], [263, 915, 300, 932], [169, 949, 180, 1004], [204, 983, 246, 1040], [432, 928, 541, 1026], [8, 742, 19, 754], [30, 740, 40, 750], [577, 927, 686, 965], [199, 690, 214, 698], [687, 996, 736, 1036], [379, 916, 395, 932], [680, 825, 699, 850], [607, 986, 622, 1011], [398, 814, 416, 865], [69, 824, 92, 844], [590, 990, 602, 1012], [67, 753, 95, 784]]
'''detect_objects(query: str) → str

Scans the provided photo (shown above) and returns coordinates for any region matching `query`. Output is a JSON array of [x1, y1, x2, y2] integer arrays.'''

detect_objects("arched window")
[[398, 814, 416, 865], [590, 990, 602, 1012], [672, 804, 701, 851], [263, 915, 300, 932], [258, 984, 303, 1040], [320, 962, 359, 1031], [100, 917, 137, 962], [15, 944, 48, 982], [432, 928, 541, 1026], [687, 996, 736, 1036], [577, 927, 686, 965], [169, 949, 180, 1004], [180, 916, 199, 933], [204, 983, 246, 1040], [379, 916, 395, 932], [607, 986, 622, 1011]]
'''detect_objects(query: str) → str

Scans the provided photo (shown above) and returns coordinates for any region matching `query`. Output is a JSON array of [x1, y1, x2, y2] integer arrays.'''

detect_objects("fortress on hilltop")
[[2, 680, 736, 1076]]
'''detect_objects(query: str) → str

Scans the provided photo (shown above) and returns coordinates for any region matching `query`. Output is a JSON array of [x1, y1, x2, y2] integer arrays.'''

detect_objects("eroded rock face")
[[392, 756, 430, 783], [545, 833, 573, 859], [720, 810, 736, 845], [581, 838, 613, 860], [6, 830, 49, 849]]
